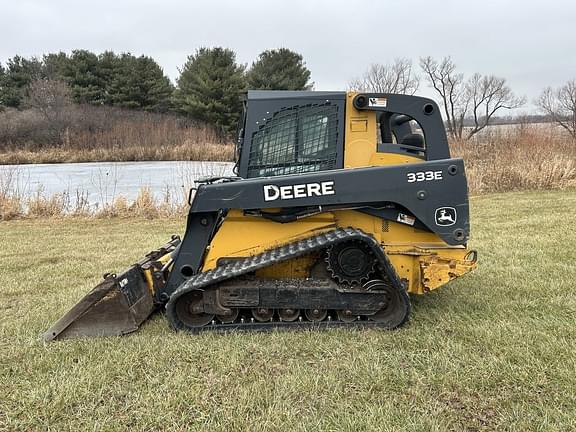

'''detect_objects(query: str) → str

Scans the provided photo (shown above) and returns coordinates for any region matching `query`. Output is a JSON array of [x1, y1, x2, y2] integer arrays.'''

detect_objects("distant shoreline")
[[0, 143, 235, 165]]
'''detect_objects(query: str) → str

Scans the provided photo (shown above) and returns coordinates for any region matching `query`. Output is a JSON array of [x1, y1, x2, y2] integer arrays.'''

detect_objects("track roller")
[[305, 309, 328, 322]]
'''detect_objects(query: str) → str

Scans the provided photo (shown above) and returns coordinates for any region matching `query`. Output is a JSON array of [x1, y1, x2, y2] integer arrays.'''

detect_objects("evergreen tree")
[[131, 55, 174, 112], [106, 54, 173, 111], [60, 50, 107, 104], [0, 56, 44, 108], [247, 48, 312, 90], [43, 52, 70, 80], [0, 51, 174, 113], [97, 51, 121, 105], [101, 52, 132, 107], [174, 47, 245, 135]]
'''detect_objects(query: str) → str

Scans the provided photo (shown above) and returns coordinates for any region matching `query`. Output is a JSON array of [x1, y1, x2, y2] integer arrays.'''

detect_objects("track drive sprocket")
[[325, 240, 376, 285]]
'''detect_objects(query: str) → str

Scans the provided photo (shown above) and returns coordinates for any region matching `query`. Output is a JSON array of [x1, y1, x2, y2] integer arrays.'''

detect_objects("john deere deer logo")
[[435, 207, 457, 226]]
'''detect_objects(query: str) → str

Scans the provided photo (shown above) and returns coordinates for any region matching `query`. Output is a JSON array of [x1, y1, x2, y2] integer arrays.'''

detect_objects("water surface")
[[1, 161, 234, 208]]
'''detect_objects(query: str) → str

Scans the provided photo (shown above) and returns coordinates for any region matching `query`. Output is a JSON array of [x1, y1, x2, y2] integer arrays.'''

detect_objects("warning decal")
[[368, 97, 388, 107]]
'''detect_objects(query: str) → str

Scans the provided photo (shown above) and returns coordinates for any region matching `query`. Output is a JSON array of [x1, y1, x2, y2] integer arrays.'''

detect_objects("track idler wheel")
[[173, 289, 214, 328], [364, 280, 411, 328]]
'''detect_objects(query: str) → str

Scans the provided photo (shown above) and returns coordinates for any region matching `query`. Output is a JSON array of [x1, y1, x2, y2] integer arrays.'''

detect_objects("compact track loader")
[[45, 91, 477, 340]]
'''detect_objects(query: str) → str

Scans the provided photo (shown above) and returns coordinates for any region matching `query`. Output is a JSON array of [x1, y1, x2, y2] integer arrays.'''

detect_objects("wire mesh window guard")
[[247, 103, 339, 178]]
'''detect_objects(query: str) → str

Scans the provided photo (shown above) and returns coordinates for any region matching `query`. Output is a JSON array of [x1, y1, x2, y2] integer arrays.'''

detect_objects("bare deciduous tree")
[[348, 58, 420, 95], [537, 80, 576, 141], [419, 56, 467, 139], [420, 56, 524, 140], [25, 78, 72, 141], [465, 74, 525, 139]]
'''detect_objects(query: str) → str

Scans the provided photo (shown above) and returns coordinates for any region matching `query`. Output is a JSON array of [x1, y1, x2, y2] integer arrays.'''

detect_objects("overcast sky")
[[2, 0, 575, 112]]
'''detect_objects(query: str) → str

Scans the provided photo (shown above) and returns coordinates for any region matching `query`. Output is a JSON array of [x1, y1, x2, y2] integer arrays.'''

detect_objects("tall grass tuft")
[[0, 167, 24, 220], [0, 195, 22, 221], [451, 123, 576, 194]]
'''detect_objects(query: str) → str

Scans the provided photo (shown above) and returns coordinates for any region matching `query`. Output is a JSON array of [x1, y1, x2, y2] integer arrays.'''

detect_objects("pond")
[[0, 161, 235, 208]]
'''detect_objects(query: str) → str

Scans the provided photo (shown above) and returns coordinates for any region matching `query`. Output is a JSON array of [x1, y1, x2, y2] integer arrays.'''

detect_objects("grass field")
[[1, 190, 575, 431]]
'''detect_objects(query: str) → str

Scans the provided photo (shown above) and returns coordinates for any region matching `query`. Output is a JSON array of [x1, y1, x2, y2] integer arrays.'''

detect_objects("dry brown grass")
[[0, 105, 235, 164], [0, 195, 22, 220], [0, 186, 187, 221], [452, 123, 576, 194], [26, 191, 67, 218], [0, 142, 235, 164], [95, 188, 186, 219], [0, 167, 24, 220]]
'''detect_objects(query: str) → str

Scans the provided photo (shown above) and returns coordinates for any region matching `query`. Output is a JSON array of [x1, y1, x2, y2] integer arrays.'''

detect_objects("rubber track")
[[165, 227, 409, 332]]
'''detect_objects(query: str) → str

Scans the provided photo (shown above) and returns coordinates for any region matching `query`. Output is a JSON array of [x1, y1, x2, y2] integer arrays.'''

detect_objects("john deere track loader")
[[45, 91, 477, 340]]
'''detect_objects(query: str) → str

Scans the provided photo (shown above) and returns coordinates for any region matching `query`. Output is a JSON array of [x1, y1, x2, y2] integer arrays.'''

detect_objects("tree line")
[[1, 48, 574, 141], [0, 48, 312, 136]]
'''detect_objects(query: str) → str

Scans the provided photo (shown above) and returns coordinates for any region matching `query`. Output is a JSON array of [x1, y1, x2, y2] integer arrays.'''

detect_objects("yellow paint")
[[201, 208, 475, 294], [350, 120, 368, 132], [343, 92, 376, 168], [419, 253, 477, 293], [344, 92, 422, 168], [202, 209, 336, 271], [143, 268, 155, 294], [256, 255, 319, 279], [143, 251, 172, 295]]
